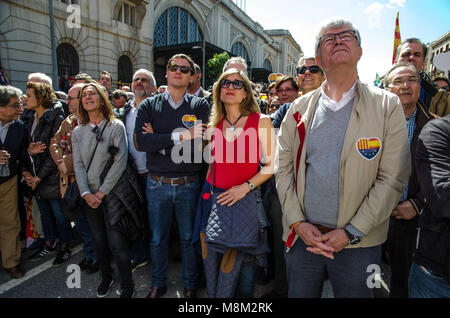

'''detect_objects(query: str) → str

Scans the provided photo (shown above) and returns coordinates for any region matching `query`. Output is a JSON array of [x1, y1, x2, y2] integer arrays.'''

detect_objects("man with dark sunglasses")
[[296, 57, 325, 96], [134, 54, 210, 299], [263, 56, 326, 298]]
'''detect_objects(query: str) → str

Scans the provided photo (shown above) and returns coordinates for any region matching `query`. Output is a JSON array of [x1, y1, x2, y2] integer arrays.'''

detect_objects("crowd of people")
[[0, 16, 449, 299]]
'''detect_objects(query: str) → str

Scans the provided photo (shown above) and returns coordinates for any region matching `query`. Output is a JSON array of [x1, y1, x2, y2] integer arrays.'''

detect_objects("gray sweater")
[[72, 119, 128, 196]]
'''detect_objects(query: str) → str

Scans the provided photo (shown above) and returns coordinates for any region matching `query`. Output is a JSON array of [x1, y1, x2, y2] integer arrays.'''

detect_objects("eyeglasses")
[[388, 77, 419, 88], [6, 101, 21, 109], [220, 79, 245, 90], [297, 65, 322, 75], [168, 64, 192, 74], [276, 87, 295, 94], [91, 125, 103, 142], [318, 30, 358, 48]]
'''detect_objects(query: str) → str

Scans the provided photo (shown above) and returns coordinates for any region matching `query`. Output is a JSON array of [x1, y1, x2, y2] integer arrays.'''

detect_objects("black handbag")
[[62, 121, 108, 221]]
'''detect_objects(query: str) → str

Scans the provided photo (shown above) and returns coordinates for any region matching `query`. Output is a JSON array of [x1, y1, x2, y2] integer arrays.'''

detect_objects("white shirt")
[[0, 120, 15, 143], [320, 80, 358, 112], [125, 104, 148, 174]]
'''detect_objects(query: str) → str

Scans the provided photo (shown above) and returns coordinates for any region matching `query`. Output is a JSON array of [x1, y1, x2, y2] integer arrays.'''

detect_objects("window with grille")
[[118, 55, 133, 86], [153, 7, 203, 48], [57, 43, 79, 79]]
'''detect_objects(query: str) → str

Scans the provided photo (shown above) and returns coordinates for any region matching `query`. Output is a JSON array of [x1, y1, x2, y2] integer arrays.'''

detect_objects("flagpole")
[[392, 12, 401, 64]]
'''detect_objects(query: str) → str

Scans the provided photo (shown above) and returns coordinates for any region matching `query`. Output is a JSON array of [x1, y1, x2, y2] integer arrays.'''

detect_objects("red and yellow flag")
[[392, 12, 401, 64]]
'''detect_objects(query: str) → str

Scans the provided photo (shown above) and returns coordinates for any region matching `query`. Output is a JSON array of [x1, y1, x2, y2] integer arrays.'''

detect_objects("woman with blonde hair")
[[198, 68, 275, 297], [71, 83, 132, 297]]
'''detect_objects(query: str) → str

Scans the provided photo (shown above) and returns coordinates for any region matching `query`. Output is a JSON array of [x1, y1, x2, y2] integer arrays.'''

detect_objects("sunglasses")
[[296, 65, 322, 75], [168, 64, 192, 74], [220, 79, 245, 90], [91, 125, 103, 142]]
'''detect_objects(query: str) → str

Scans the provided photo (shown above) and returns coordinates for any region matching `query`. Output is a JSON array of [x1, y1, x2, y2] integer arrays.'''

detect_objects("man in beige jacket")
[[275, 17, 411, 297]]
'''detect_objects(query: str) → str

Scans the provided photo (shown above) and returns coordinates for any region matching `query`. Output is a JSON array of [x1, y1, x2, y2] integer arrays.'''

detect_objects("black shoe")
[[53, 247, 71, 266], [97, 275, 114, 298], [85, 261, 99, 275], [78, 258, 89, 271], [116, 283, 135, 298], [29, 241, 58, 261]]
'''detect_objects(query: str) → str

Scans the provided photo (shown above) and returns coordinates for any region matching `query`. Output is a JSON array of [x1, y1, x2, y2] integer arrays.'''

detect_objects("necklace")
[[225, 114, 243, 131]]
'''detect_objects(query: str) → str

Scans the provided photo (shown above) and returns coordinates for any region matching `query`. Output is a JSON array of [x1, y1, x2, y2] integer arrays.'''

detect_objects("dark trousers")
[[84, 202, 132, 289], [387, 220, 418, 298], [130, 175, 150, 263], [267, 190, 288, 295], [285, 239, 381, 298]]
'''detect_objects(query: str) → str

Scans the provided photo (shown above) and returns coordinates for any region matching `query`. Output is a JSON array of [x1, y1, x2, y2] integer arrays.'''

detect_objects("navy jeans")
[[409, 262, 450, 298], [146, 177, 200, 290], [74, 209, 96, 261], [36, 199, 73, 246], [285, 239, 381, 298]]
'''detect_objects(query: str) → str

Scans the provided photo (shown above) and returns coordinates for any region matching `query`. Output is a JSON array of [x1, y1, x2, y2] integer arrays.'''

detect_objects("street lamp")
[[202, 0, 222, 88]]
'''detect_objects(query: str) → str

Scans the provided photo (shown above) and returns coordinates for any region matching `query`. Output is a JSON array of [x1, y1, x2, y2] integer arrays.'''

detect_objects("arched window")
[[263, 59, 272, 72], [118, 55, 133, 86], [57, 43, 79, 79], [231, 42, 249, 62], [154, 7, 203, 48]]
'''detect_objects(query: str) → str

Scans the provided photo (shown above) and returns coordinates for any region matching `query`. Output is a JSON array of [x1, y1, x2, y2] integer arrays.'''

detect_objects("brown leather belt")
[[312, 223, 335, 234], [148, 174, 198, 185]]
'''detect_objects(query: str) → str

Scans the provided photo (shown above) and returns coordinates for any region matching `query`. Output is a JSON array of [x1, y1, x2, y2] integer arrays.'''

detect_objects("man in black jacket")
[[119, 68, 157, 272], [385, 62, 437, 297], [0, 85, 31, 278], [409, 115, 450, 297]]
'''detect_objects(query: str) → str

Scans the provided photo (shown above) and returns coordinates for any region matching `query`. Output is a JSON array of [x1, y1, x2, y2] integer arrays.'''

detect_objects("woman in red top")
[[202, 68, 275, 297]]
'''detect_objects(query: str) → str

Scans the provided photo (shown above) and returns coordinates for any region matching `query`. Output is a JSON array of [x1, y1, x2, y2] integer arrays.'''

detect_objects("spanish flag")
[[392, 12, 401, 64]]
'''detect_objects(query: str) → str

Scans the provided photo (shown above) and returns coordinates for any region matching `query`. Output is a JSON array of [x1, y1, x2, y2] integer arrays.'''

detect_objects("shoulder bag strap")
[[86, 120, 109, 173]]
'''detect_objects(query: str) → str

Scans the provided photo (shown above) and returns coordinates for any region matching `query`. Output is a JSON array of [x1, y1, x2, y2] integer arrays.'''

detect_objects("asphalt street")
[[0, 236, 391, 299]]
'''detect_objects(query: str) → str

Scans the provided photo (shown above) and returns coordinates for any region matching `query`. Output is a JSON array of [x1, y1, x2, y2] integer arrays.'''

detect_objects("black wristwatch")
[[344, 228, 361, 245]]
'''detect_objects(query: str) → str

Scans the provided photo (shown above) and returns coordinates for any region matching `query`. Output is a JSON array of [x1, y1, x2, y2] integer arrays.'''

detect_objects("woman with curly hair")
[[21, 81, 73, 266]]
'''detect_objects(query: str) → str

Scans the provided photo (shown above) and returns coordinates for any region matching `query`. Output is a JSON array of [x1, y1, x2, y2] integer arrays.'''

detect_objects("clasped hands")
[[294, 222, 350, 259], [22, 171, 40, 190], [83, 191, 105, 209]]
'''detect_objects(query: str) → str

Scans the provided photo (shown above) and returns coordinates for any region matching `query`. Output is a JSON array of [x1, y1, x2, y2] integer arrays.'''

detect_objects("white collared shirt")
[[0, 120, 15, 143], [163, 90, 190, 110], [320, 80, 358, 112]]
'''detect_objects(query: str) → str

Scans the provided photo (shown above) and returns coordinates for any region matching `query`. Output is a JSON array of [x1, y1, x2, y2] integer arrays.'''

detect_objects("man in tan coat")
[[275, 17, 411, 297]]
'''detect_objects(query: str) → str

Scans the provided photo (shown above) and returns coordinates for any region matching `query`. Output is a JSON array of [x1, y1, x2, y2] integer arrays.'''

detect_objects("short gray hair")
[[223, 57, 248, 74], [0, 85, 22, 107], [384, 62, 419, 87], [297, 56, 316, 68], [28, 72, 53, 86], [314, 17, 361, 54], [132, 69, 157, 87]]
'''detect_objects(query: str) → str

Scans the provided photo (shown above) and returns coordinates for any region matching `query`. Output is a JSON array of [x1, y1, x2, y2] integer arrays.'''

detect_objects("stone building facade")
[[0, 0, 303, 91]]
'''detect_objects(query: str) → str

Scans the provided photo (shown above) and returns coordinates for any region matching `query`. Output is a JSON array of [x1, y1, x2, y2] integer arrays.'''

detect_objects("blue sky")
[[245, 0, 450, 83]]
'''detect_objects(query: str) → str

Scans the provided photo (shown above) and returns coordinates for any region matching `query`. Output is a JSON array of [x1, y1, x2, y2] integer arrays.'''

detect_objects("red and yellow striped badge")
[[357, 137, 382, 160]]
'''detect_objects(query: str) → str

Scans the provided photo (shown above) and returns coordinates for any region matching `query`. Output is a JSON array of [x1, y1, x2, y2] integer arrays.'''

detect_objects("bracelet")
[[290, 221, 302, 230]]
